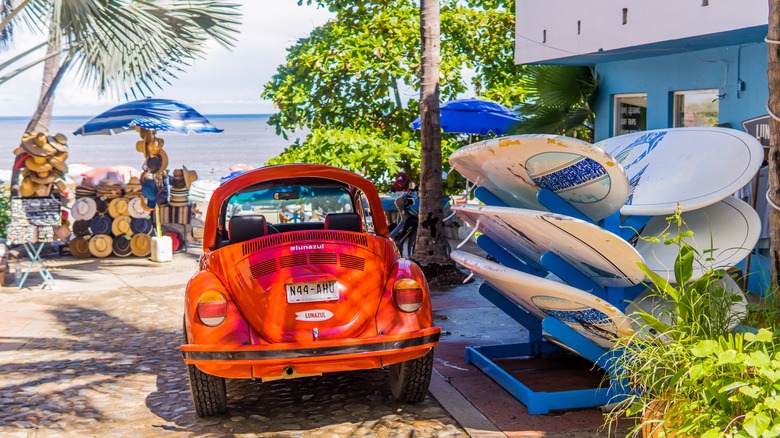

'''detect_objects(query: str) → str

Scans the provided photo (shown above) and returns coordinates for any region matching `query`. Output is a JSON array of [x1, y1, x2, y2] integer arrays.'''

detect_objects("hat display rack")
[[69, 174, 155, 258], [7, 132, 70, 246]]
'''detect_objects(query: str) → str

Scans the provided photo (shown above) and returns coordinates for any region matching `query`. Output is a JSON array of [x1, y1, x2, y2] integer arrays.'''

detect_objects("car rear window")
[[225, 184, 354, 226]]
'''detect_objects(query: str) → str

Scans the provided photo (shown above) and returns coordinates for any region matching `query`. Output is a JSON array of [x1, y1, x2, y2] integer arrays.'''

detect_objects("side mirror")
[[191, 226, 204, 240]]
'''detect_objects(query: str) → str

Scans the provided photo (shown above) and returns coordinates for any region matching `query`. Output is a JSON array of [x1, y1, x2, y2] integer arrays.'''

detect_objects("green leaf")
[[702, 430, 723, 438], [743, 412, 771, 438], [691, 340, 719, 357], [738, 385, 762, 398], [718, 349, 740, 365], [674, 243, 694, 285], [746, 351, 772, 368]]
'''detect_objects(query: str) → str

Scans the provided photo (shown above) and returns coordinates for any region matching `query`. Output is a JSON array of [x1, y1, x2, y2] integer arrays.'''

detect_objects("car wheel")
[[389, 349, 434, 403], [187, 363, 227, 417], [183, 319, 227, 417]]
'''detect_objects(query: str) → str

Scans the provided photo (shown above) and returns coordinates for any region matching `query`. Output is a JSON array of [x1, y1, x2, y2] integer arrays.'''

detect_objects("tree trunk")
[[27, 18, 60, 133], [769, 0, 780, 289], [415, 0, 461, 284]]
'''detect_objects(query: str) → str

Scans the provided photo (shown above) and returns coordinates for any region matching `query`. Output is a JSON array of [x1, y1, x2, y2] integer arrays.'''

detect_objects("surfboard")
[[633, 196, 760, 282], [449, 134, 629, 222], [452, 204, 646, 288], [595, 127, 764, 216], [451, 250, 633, 349]]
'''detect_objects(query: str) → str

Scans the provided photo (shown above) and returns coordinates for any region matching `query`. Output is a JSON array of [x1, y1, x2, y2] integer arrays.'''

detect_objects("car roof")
[[202, 164, 390, 250]]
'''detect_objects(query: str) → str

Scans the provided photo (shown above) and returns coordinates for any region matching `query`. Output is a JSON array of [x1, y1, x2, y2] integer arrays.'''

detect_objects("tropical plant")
[[1, 0, 241, 132], [606, 206, 780, 437], [511, 65, 598, 142], [0, 185, 10, 239]]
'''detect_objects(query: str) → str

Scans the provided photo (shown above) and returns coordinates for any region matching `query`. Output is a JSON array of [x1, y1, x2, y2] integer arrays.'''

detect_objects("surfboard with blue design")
[[449, 134, 629, 222], [450, 250, 634, 349], [595, 127, 764, 216]]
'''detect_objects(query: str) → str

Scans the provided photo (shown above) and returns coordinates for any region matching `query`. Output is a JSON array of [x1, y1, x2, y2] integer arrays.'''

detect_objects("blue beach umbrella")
[[411, 98, 521, 136], [73, 98, 223, 136]]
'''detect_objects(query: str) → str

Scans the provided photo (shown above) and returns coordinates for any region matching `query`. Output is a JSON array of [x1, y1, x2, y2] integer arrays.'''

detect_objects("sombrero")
[[69, 236, 92, 259], [71, 197, 97, 221], [127, 197, 150, 219], [90, 214, 113, 235], [50, 153, 68, 173], [48, 133, 68, 153], [112, 234, 133, 257], [19, 178, 40, 197], [25, 156, 53, 173], [130, 233, 152, 257], [108, 197, 129, 218], [72, 220, 92, 236], [88, 234, 113, 258], [130, 217, 154, 235], [111, 215, 132, 236], [24, 169, 56, 185]]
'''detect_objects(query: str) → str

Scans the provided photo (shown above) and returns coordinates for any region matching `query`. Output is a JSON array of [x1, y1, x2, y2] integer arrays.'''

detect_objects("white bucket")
[[151, 235, 173, 262]]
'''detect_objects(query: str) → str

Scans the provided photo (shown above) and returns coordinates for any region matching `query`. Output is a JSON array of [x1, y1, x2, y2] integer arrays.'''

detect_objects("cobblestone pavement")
[[0, 254, 467, 437]]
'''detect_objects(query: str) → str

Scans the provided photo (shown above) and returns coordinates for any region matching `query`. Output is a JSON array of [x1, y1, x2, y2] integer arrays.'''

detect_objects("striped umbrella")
[[72, 98, 223, 136]]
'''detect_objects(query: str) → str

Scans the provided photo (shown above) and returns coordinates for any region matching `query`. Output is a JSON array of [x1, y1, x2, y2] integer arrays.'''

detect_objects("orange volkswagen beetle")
[[182, 164, 440, 416]]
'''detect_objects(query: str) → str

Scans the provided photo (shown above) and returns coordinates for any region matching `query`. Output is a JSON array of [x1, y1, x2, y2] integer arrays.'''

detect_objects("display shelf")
[[463, 186, 644, 414]]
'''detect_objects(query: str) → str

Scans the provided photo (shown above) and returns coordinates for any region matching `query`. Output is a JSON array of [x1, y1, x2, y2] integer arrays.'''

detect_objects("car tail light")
[[197, 291, 228, 326], [393, 278, 423, 312]]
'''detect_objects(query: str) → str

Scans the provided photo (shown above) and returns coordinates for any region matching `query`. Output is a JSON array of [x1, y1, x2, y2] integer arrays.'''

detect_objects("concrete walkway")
[[0, 245, 631, 437]]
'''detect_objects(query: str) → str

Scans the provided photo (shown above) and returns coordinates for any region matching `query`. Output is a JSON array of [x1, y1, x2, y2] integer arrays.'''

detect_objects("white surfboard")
[[634, 196, 760, 282], [451, 250, 633, 349], [595, 127, 764, 216], [453, 204, 646, 288], [449, 134, 629, 222]]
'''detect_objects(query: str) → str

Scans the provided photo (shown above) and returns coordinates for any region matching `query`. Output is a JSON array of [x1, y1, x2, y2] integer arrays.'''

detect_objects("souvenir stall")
[[73, 98, 221, 260], [7, 132, 71, 288]]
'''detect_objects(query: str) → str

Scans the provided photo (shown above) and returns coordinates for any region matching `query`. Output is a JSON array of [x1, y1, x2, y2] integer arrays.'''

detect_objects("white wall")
[[515, 0, 767, 64]]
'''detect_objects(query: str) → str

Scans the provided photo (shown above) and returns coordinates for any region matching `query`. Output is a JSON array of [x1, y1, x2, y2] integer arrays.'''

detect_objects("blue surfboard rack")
[[463, 187, 646, 414]]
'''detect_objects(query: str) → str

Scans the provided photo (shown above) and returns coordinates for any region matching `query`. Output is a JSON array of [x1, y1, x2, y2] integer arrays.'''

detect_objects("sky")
[[0, 1, 333, 117]]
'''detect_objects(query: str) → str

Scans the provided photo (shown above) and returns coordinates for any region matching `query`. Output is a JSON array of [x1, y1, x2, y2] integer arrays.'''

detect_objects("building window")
[[674, 90, 719, 127], [614, 94, 647, 135]]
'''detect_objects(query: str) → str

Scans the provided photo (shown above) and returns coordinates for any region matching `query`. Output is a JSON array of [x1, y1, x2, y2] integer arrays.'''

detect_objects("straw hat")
[[95, 198, 109, 214], [19, 178, 41, 197], [50, 153, 68, 173], [72, 220, 92, 236], [111, 215, 132, 236], [54, 224, 72, 243], [127, 197, 150, 218], [71, 197, 97, 221], [130, 217, 154, 235], [112, 234, 133, 257], [48, 133, 68, 153], [22, 133, 56, 157], [135, 140, 146, 154], [24, 169, 56, 185], [145, 149, 168, 174], [108, 197, 129, 218], [90, 214, 113, 235], [25, 156, 53, 173], [183, 165, 198, 189], [131, 233, 152, 257], [69, 236, 93, 259], [88, 234, 113, 258]]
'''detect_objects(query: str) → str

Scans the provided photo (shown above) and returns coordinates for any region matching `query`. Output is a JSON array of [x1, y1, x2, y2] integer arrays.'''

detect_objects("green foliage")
[[262, 0, 523, 193], [1, 0, 241, 97], [607, 206, 780, 437], [511, 65, 597, 142], [267, 127, 420, 192], [0, 185, 9, 239]]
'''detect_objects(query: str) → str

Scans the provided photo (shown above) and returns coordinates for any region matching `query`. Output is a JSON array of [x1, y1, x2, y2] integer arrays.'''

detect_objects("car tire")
[[187, 364, 228, 417], [389, 349, 434, 403], [184, 320, 227, 417]]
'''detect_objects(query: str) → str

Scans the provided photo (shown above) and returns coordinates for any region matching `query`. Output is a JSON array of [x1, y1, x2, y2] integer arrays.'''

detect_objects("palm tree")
[[512, 65, 598, 142], [415, 0, 463, 284], [1, 0, 241, 132]]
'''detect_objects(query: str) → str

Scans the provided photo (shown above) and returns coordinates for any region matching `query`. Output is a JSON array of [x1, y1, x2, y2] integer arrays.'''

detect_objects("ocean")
[[0, 114, 301, 181]]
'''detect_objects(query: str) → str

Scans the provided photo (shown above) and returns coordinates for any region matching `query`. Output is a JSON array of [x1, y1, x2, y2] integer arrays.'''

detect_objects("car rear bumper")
[[181, 327, 441, 379]]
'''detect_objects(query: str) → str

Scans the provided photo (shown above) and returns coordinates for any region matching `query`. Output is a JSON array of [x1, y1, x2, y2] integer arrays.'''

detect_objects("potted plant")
[[606, 207, 780, 437]]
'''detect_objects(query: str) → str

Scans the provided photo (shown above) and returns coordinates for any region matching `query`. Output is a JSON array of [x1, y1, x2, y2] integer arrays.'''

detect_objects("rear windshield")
[[225, 183, 354, 226]]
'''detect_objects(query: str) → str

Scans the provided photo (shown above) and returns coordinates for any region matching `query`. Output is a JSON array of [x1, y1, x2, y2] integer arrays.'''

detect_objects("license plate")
[[286, 281, 339, 303]]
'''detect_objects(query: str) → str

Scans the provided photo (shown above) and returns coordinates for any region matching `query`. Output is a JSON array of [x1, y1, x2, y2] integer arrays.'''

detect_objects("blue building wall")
[[594, 42, 767, 141]]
